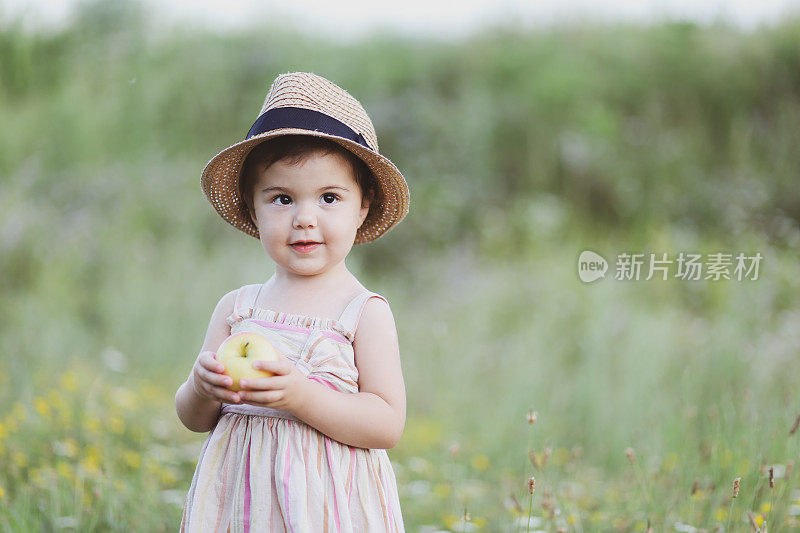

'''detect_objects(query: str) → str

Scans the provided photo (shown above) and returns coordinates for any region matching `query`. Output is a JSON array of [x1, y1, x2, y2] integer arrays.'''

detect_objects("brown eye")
[[272, 194, 291, 205], [322, 193, 339, 204]]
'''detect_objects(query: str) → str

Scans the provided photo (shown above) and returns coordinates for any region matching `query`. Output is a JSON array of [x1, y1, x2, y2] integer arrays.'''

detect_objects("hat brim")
[[201, 128, 410, 245]]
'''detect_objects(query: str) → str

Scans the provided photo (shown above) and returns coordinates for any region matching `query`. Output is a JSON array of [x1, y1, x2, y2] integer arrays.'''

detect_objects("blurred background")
[[2, 0, 800, 530]]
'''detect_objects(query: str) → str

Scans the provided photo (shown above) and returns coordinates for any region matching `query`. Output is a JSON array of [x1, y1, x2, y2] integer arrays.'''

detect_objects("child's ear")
[[358, 198, 370, 228], [246, 202, 258, 227]]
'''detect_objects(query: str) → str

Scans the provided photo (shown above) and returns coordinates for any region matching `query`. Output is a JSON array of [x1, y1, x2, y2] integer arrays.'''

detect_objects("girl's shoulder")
[[347, 290, 395, 342]]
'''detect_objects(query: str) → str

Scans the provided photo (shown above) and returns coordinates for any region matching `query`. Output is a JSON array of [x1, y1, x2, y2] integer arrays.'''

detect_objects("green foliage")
[[2, 1, 800, 530], [2, 2, 800, 262]]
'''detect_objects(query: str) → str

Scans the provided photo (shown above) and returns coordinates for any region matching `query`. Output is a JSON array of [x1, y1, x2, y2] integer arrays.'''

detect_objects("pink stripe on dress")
[[212, 422, 234, 532], [283, 442, 295, 533], [348, 448, 356, 505], [244, 438, 251, 533], [309, 376, 339, 390], [382, 457, 395, 532], [250, 320, 349, 344], [324, 436, 342, 532]]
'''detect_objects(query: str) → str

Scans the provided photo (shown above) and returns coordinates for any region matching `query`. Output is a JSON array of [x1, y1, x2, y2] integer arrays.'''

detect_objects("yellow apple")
[[216, 332, 280, 391]]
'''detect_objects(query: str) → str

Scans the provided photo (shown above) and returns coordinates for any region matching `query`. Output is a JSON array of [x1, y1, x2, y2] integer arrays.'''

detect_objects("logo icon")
[[578, 250, 608, 283]]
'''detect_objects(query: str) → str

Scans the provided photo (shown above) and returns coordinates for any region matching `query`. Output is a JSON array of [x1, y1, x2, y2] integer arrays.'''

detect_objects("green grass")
[[2, 229, 799, 530], [2, 3, 800, 530]]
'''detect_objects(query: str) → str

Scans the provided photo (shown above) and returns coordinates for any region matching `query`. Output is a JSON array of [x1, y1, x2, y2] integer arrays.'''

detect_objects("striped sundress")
[[180, 283, 405, 532]]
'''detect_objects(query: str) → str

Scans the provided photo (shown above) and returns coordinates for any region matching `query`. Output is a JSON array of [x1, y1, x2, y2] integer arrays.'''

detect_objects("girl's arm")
[[293, 297, 406, 449], [175, 376, 222, 433], [175, 289, 238, 433]]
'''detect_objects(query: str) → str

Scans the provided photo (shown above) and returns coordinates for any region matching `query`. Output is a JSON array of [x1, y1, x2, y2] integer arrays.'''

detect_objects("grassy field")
[[2, 2, 800, 531], [2, 222, 798, 531]]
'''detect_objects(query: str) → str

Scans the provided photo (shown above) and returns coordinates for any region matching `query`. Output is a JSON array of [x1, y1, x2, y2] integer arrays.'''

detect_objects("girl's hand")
[[190, 351, 242, 405], [237, 355, 311, 414]]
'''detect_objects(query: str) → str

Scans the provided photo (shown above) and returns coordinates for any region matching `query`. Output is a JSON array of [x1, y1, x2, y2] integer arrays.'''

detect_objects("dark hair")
[[239, 135, 380, 221]]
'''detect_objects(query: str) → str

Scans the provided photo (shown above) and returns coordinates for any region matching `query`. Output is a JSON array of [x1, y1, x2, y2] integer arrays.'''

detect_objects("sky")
[[2, 0, 800, 41]]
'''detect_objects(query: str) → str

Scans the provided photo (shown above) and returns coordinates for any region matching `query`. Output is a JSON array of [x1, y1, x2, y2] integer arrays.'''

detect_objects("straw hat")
[[201, 71, 410, 245]]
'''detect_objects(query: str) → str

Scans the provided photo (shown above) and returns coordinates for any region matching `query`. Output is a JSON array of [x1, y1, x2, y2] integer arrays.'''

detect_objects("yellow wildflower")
[[662, 452, 680, 472], [60, 370, 79, 392], [122, 450, 141, 469], [84, 416, 103, 434], [470, 453, 490, 471], [404, 418, 442, 449], [11, 402, 26, 421], [57, 410, 72, 427], [442, 514, 460, 530], [471, 516, 487, 528], [85, 444, 102, 462], [47, 389, 67, 413], [111, 388, 137, 409], [144, 457, 160, 475], [56, 461, 73, 481], [80, 445, 102, 476], [34, 397, 51, 417], [12, 452, 28, 468], [553, 447, 571, 466], [433, 483, 451, 499], [141, 384, 163, 404], [80, 454, 101, 476], [30, 467, 46, 486], [160, 468, 177, 486], [130, 426, 146, 442], [108, 416, 125, 434]]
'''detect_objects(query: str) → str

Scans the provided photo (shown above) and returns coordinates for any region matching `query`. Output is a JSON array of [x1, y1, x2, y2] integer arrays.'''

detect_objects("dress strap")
[[338, 291, 388, 339], [250, 282, 266, 311], [233, 285, 246, 313], [233, 283, 265, 315]]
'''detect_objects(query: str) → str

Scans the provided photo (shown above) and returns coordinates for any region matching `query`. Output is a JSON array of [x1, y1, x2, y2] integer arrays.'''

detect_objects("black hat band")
[[246, 106, 374, 152]]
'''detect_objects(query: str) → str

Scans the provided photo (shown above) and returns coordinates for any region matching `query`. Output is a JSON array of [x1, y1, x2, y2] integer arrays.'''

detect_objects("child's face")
[[248, 151, 370, 279]]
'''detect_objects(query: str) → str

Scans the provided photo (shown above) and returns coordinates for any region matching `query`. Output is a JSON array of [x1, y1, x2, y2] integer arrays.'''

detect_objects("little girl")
[[175, 72, 410, 532]]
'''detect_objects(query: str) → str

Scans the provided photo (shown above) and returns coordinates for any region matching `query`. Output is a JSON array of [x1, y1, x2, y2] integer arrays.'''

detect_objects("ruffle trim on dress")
[[226, 306, 354, 343]]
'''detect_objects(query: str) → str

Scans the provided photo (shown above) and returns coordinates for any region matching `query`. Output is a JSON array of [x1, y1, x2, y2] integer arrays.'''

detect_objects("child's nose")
[[293, 203, 318, 228]]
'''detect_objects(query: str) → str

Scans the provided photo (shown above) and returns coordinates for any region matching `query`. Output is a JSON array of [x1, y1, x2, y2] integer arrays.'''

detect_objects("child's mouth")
[[291, 242, 321, 253]]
